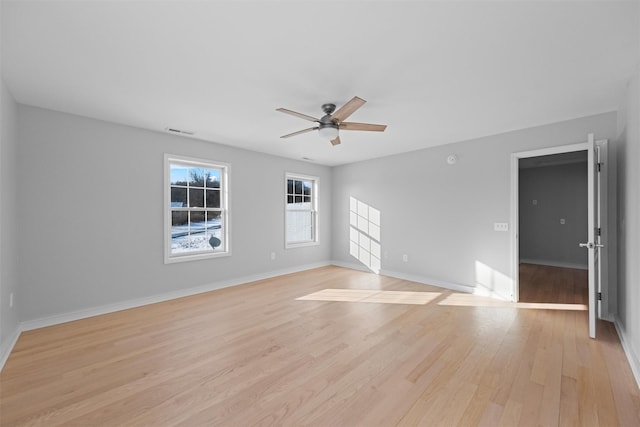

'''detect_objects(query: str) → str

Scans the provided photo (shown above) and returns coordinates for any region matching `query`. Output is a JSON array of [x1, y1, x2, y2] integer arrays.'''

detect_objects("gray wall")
[[16, 106, 331, 321], [0, 77, 19, 355], [519, 162, 588, 268], [332, 112, 617, 300], [616, 66, 640, 377]]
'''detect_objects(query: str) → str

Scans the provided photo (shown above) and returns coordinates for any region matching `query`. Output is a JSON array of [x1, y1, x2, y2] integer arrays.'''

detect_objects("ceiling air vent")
[[165, 127, 195, 136]]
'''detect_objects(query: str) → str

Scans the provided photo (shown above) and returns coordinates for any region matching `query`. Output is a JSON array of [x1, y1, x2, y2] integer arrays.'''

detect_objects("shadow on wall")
[[349, 197, 381, 273], [474, 260, 513, 300]]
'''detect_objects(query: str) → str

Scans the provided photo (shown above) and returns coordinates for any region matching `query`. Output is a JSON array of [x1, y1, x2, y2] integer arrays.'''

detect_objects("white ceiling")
[[2, 1, 638, 166]]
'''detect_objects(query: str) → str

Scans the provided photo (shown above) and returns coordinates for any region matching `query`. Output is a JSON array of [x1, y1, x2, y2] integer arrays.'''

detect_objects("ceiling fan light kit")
[[277, 96, 387, 146], [318, 124, 338, 140]]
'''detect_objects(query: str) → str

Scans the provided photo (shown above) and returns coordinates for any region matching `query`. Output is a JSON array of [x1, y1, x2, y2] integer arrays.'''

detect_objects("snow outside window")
[[164, 154, 230, 263], [286, 173, 318, 248]]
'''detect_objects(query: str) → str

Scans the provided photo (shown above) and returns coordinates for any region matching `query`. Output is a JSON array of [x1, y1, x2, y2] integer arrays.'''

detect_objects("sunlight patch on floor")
[[438, 293, 588, 311], [297, 289, 441, 305]]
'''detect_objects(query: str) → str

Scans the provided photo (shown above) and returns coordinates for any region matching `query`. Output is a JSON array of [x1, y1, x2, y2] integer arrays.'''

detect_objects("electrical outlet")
[[560, 218, 565, 225], [402, 254, 408, 262], [9, 293, 14, 308], [494, 223, 509, 232], [270, 252, 276, 260]]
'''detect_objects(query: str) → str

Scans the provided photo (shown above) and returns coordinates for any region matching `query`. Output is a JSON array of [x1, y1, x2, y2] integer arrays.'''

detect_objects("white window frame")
[[285, 172, 319, 248], [164, 153, 231, 263]]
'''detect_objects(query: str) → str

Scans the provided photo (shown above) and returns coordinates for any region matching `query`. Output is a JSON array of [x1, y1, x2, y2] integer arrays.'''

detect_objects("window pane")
[[190, 210, 205, 225], [286, 211, 313, 242], [287, 179, 294, 194], [303, 196, 311, 203], [206, 211, 222, 232], [205, 169, 221, 188], [170, 166, 188, 185], [287, 195, 293, 204], [295, 195, 303, 203], [189, 188, 205, 208], [171, 211, 190, 254], [171, 187, 187, 207], [171, 211, 189, 228], [206, 211, 223, 250], [294, 180, 303, 194], [185, 211, 209, 251], [206, 189, 220, 208], [189, 168, 205, 187], [303, 181, 312, 195]]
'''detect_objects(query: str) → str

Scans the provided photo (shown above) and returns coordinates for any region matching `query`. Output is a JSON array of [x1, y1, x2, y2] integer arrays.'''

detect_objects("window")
[[164, 154, 230, 263], [286, 173, 318, 247]]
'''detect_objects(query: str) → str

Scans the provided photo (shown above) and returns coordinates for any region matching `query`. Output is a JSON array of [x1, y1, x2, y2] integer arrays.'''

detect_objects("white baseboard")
[[380, 268, 474, 294], [520, 259, 588, 270], [20, 261, 331, 332], [0, 327, 21, 372], [330, 260, 373, 274], [331, 260, 475, 294], [471, 286, 512, 301], [613, 317, 640, 390]]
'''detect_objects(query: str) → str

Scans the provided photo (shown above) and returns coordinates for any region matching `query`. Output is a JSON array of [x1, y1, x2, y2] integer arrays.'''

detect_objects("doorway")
[[518, 151, 588, 305], [511, 138, 611, 338]]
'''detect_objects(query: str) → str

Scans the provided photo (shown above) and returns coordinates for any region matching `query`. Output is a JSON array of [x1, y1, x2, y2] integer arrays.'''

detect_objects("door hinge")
[[597, 292, 602, 301], [597, 227, 601, 236], [597, 162, 603, 172]]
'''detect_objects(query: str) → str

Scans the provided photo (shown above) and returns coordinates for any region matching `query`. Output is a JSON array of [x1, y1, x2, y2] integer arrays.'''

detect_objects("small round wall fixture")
[[447, 154, 458, 165]]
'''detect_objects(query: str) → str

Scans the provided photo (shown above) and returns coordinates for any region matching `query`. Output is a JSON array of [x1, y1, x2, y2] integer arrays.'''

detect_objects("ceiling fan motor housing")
[[319, 103, 338, 128], [321, 103, 336, 115]]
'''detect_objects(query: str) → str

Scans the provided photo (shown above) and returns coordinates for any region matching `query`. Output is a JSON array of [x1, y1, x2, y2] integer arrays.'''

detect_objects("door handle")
[[579, 242, 605, 249]]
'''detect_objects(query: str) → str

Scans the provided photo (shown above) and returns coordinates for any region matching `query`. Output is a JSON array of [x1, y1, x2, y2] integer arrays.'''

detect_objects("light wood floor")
[[519, 263, 588, 305], [1, 265, 639, 426]]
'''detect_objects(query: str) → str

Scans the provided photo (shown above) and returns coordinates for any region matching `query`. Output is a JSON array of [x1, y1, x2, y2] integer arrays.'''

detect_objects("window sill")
[[164, 250, 231, 264], [285, 241, 320, 249]]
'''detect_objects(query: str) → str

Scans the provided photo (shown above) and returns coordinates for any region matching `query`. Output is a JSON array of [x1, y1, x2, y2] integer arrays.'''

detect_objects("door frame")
[[510, 142, 588, 303]]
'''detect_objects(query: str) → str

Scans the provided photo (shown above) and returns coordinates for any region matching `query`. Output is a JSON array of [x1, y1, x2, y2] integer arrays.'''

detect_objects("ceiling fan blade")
[[331, 96, 366, 122], [340, 122, 387, 132], [280, 127, 318, 138], [330, 136, 341, 146], [276, 108, 319, 122]]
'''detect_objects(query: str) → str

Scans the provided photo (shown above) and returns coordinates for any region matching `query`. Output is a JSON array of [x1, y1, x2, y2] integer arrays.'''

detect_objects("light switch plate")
[[494, 223, 509, 232]]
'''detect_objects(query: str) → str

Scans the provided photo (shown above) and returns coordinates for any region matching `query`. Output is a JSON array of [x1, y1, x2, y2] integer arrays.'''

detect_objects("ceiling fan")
[[276, 96, 387, 146]]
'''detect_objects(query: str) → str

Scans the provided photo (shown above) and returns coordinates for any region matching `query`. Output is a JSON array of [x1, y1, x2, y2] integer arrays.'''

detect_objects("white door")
[[580, 133, 603, 338]]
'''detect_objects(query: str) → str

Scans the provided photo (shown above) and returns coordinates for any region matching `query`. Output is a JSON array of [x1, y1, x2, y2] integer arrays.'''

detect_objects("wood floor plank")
[[1, 264, 638, 426]]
